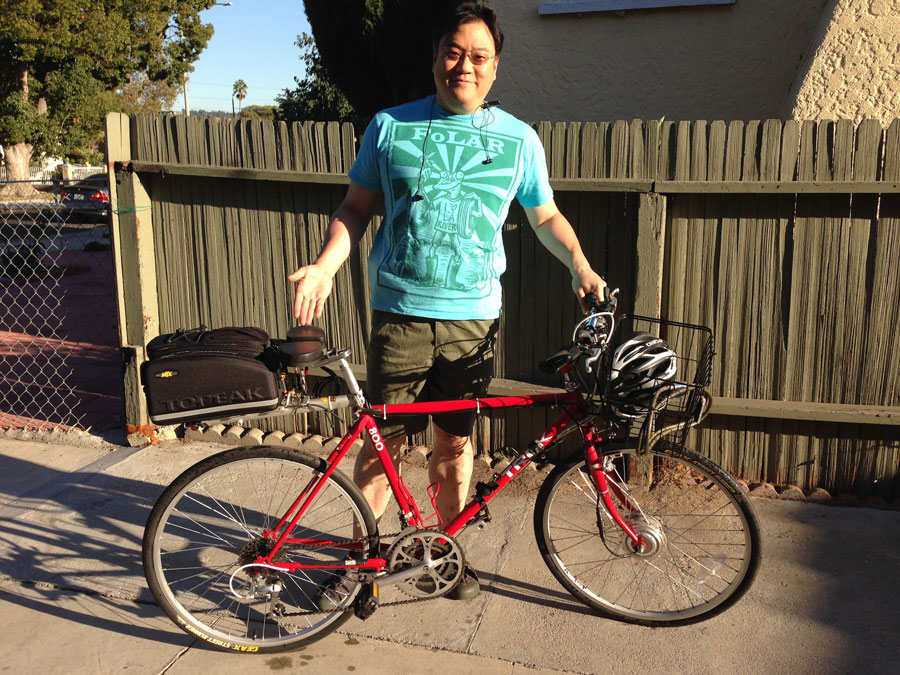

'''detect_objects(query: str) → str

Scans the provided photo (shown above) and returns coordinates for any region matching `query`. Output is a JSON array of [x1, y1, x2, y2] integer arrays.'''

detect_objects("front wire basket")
[[600, 315, 714, 453]]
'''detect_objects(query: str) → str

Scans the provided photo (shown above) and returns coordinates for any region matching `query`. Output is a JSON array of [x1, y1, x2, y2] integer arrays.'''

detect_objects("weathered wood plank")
[[865, 119, 900, 422], [683, 120, 707, 329], [716, 121, 745, 479], [654, 180, 900, 193], [596, 121, 610, 178], [119, 160, 351, 185], [119, 161, 900, 194], [674, 121, 691, 182], [610, 120, 629, 179], [644, 119, 661, 183], [779, 120, 800, 182], [634, 193, 665, 318], [551, 178, 653, 191], [629, 119, 645, 180], [565, 121, 581, 178]]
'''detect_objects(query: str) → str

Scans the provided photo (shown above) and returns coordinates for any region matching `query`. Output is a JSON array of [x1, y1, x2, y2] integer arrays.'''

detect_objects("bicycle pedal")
[[353, 582, 379, 620]]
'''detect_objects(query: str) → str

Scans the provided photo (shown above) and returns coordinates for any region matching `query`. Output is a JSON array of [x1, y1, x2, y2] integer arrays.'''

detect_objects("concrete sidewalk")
[[0, 436, 898, 675]]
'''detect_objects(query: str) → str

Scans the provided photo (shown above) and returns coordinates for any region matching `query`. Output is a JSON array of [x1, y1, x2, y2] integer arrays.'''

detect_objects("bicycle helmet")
[[606, 332, 677, 418]]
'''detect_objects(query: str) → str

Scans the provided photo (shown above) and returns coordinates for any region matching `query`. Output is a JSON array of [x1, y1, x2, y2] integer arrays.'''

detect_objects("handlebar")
[[539, 288, 619, 377], [562, 287, 619, 378], [587, 286, 618, 315]]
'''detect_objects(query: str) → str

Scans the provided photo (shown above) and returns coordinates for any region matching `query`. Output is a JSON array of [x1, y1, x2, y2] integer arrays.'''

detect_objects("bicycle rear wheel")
[[534, 442, 760, 626], [143, 445, 377, 653]]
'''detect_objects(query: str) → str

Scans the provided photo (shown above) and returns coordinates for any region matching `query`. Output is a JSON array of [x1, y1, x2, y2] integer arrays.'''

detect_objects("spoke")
[[163, 562, 235, 572], [570, 470, 598, 501], [178, 567, 235, 614], [641, 557, 707, 602], [168, 508, 240, 546], [181, 492, 256, 540], [606, 556, 643, 607], [279, 573, 323, 627], [160, 543, 234, 556]]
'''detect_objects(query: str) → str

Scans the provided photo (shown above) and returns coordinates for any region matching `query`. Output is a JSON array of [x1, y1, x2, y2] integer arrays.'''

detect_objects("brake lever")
[[584, 346, 603, 374], [591, 287, 618, 315], [580, 288, 619, 372]]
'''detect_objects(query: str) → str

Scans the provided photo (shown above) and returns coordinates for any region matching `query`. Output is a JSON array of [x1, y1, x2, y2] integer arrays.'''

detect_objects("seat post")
[[335, 358, 367, 409]]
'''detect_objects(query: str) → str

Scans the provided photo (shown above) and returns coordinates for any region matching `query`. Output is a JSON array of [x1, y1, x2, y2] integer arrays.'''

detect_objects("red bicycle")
[[142, 291, 761, 653]]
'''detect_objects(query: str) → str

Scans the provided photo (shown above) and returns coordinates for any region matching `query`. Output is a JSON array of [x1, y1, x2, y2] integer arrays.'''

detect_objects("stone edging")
[[738, 479, 900, 510], [2, 425, 897, 509]]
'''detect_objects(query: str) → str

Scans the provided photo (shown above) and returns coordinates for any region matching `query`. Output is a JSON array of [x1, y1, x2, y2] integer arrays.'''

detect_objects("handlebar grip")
[[587, 286, 618, 314]]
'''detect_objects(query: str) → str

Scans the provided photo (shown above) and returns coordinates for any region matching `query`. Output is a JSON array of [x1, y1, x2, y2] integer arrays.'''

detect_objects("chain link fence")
[[0, 175, 123, 431]]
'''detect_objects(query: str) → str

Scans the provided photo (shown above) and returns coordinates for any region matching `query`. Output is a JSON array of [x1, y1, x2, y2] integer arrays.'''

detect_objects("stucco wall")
[[486, 0, 831, 123], [786, 0, 900, 123]]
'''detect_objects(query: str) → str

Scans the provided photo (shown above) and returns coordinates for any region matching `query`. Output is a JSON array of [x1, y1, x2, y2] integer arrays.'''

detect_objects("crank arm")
[[375, 561, 430, 587]]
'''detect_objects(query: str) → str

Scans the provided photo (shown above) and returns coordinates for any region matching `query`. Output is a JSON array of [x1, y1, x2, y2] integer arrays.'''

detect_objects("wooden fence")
[[105, 113, 900, 499]]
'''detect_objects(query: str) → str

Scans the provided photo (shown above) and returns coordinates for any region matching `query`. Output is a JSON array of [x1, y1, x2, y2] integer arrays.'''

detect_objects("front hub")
[[628, 516, 665, 557]]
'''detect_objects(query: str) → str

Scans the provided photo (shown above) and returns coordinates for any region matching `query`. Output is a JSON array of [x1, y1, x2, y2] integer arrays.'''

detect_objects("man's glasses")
[[441, 48, 496, 67]]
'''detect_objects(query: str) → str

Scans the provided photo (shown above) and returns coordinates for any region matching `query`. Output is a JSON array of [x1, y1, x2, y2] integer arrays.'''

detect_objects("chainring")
[[386, 529, 465, 599]]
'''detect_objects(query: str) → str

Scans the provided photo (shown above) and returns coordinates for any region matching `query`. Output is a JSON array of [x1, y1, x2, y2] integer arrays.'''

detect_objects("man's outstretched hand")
[[288, 264, 333, 325]]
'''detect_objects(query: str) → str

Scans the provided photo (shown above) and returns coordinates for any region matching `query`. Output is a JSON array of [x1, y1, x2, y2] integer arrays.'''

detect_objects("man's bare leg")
[[353, 436, 405, 521], [429, 424, 473, 526], [353, 427, 472, 526], [429, 423, 480, 598]]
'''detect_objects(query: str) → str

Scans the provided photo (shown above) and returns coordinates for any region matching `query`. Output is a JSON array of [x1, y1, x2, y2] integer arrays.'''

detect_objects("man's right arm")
[[288, 181, 380, 323]]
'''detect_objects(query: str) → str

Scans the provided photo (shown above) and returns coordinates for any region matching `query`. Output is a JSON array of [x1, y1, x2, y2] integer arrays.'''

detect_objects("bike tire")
[[534, 442, 761, 626], [143, 445, 377, 653]]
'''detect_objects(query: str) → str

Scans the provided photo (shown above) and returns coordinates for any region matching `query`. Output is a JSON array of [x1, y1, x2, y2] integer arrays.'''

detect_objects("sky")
[[175, 0, 312, 113]]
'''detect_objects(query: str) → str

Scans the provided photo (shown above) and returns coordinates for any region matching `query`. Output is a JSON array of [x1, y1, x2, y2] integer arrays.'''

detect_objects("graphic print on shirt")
[[380, 120, 521, 300]]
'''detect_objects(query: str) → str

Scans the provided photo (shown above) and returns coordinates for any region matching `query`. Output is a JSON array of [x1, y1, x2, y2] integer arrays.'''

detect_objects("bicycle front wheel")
[[143, 445, 377, 653], [534, 442, 760, 626]]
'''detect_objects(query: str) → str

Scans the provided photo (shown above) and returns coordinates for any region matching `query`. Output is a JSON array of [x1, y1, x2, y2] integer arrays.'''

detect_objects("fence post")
[[105, 112, 158, 425], [634, 192, 666, 317]]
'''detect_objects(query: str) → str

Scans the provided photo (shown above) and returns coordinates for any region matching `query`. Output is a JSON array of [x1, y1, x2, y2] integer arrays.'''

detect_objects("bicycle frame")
[[258, 386, 646, 576]]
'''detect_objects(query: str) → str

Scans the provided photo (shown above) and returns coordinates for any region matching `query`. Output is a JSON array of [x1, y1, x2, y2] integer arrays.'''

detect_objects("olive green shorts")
[[366, 310, 499, 439]]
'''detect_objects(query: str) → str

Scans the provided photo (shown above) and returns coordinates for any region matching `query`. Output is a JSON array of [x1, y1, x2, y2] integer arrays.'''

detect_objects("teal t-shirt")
[[349, 96, 553, 320]]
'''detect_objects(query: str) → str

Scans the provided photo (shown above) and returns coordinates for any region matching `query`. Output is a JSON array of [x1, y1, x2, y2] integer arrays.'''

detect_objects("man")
[[289, 1, 605, 600]]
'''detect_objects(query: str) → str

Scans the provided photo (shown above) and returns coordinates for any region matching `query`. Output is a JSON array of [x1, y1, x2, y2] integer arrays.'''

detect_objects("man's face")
[[432, 19, 499, 115]]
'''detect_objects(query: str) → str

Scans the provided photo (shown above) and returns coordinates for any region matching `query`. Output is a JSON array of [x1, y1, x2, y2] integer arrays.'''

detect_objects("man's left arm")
[[524, 199, 607, 312]]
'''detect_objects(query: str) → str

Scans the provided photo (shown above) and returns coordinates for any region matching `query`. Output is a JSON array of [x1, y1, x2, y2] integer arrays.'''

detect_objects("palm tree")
[[232, 79, 248, 115]]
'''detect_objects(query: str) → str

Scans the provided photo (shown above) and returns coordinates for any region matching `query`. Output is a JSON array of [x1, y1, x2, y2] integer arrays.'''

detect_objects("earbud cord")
[[411, 96, 436, 202], [475, 101, 495, 165]]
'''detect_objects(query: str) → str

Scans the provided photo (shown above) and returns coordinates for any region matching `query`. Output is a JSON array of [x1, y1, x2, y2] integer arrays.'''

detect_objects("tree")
[[300, 0, 455, 125], [276, 34, 356, 124], [232, 79, 247, 114], [241, 105, 278, 121], [0, 0, 216, 195], [114, 72, 180, 115]]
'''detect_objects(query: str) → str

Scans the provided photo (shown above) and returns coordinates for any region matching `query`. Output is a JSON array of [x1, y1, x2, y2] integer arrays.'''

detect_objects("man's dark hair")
[[432, 1, 504, 55]]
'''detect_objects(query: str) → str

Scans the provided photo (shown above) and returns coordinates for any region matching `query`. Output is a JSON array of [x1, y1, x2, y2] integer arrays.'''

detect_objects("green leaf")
[[0, 0, 216, 163]]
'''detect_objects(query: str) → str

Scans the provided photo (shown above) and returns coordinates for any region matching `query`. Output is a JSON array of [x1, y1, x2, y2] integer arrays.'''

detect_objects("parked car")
[[58, 173, 111, 224]]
